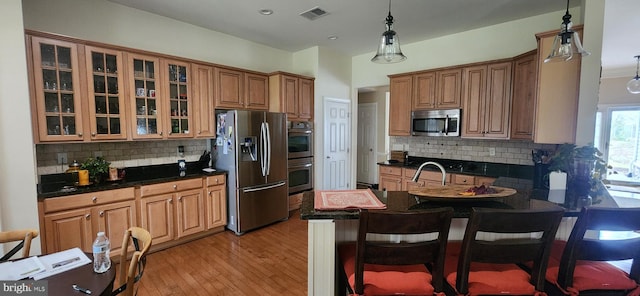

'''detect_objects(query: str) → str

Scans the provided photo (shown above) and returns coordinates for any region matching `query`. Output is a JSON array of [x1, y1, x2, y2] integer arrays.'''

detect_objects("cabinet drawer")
[[43, 187, 135, 213], [206, 175, 226, 187], [379, 166, 402, 176], [404, 169, 451, 183], [452, 174, 475, 185], [140, 178, 203, 197]]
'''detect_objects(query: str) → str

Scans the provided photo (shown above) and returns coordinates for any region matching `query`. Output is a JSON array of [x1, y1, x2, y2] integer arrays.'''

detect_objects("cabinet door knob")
[[159, 131, 163, 136], [178, 196, 182, 202], [168, 199, 173, 204], [78, 133, 83, 137], [173, 185, 178, 190], [92, 197, 97, 203], [85, 214, 91, 220], [198, 131, 202, 135], [99, 211, 104, 217], [91, 132, 96, 137]]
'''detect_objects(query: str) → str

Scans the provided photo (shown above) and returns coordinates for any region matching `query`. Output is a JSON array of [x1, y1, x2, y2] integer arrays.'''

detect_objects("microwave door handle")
[[444, 115, 449, 135]]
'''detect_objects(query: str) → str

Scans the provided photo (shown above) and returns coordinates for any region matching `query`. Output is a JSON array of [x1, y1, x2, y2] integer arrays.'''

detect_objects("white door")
[[323, 98, 351, 190], [357, 103, 377, 184]]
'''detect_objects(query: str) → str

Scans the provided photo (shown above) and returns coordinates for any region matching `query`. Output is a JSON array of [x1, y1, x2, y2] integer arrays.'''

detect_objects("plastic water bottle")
[[92, 232, 111, 273]]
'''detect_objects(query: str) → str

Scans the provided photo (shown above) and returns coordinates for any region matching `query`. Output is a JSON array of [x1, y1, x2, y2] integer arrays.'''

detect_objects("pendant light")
[[628, 55, 640, 94], [544, 0, 590, 63], [371, 0, 406, 64]]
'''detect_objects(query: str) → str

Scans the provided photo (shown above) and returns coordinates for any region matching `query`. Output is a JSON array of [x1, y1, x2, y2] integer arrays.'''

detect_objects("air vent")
[[299, 6, 329, 21]]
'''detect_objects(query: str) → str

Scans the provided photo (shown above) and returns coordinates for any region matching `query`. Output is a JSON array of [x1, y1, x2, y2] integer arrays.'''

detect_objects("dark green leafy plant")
[[80, 157, 110, 182], [548, 143, 607, 179]]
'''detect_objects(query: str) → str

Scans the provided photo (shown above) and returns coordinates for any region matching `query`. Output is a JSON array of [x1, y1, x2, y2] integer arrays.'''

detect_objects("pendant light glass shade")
[[544, 0, 590, 63], [627, 55, 640, 94], [371, 0, 406, 64]]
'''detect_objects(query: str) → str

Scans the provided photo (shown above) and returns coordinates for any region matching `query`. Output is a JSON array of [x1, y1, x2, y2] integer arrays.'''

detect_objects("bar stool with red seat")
[[337, 207, 454, 296], [444, 206, 564, 296], [543, 207, 640, 296]]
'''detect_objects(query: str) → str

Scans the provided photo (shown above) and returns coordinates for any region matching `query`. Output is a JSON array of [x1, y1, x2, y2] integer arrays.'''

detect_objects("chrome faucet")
[[411, 161, 447, 185]]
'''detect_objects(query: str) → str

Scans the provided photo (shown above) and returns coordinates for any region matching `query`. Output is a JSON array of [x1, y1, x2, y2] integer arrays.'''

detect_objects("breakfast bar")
[[300, 186, 622, 296]]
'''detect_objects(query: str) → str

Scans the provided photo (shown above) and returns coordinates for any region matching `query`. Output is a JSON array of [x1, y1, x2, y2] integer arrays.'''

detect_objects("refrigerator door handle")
[[242, 181, 286, 193], [260, 122, 267, 176], [265, 122, 271, 176]]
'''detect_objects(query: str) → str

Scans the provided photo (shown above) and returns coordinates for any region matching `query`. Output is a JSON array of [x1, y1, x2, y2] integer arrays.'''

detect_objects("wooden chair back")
[[113, 227, 152, 296], [353, 207, 454, 294], [454, 207, 564, 294], [556, 207, 640, 289], [0, 229, 39, 261]]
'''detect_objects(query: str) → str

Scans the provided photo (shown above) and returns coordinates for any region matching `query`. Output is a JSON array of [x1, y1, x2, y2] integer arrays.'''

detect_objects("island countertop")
[[300, 189, 571, 219]]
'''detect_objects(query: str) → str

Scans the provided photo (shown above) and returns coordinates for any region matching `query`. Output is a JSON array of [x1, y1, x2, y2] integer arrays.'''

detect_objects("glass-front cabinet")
[[85, 46, 127, 140], [128, 54, 162, 139], [30, 37, 83, 142], [163, 60, 192, 138]]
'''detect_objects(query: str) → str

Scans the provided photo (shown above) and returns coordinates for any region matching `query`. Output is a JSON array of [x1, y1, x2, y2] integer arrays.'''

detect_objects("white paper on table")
[[32, 247, 91, 280], [0, 256, 46, 280], [548, 171, 567, 203]]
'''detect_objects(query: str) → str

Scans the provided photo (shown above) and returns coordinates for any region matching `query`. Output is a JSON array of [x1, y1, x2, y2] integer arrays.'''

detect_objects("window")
[[596, 107, 640, 183]]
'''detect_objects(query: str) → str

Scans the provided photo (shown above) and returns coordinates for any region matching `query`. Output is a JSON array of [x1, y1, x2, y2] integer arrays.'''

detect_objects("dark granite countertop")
[[37, 162, 227, 199], [378, 156, 534, 180], [300, 189, 571, 220]]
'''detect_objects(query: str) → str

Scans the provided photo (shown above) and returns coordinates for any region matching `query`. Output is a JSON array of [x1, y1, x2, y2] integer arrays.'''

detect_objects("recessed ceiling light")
[[258, 9, 273, 15], [328, 35, 338, 40]]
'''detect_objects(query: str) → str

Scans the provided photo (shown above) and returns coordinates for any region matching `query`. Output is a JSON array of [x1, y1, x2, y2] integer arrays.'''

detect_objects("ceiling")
[[108, 0, 638, 78]]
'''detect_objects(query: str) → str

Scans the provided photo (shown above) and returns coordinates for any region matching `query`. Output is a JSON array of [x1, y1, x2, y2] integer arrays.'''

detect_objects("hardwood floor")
[[136, 211, 308, 295]]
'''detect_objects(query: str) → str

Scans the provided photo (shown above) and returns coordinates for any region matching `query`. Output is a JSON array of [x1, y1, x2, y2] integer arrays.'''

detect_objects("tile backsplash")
[[36, 140, 209, 175], [391, 136, 556, 166]]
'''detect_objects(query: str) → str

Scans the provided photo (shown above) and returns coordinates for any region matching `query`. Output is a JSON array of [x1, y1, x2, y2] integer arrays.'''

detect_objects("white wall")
[[351, 11, 567, 89], [22, 0, 292, 73], [0, 0, 41, 255], [575, 0, 605, 145], [600, 77, 640, 105]]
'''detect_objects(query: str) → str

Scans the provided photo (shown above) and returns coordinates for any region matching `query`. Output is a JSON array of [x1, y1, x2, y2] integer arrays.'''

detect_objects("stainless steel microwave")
[[411, 109, 461, 136]]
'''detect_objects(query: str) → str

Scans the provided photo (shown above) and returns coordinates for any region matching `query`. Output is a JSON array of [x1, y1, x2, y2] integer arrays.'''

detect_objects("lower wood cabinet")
[[378, 166, 403, 191], [377, 165, 495, 192], [139, 178, 205, 244], [39, 174, 227, 255], [40, 187, 136, 255], [205, 175, 227, 229]]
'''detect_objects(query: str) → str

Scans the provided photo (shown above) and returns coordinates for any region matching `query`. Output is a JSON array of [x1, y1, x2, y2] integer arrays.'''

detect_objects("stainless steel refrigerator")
[[215, 110, 288, 235]]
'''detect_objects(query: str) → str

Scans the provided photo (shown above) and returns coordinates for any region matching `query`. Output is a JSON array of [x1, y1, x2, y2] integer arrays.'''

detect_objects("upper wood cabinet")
[[192, 64, 215, 138], [163, 60, 193, 138], [413, 68, 463, 110], [26, 31, 276, 143], [269, 72, 315, 121], [84, 46, 127, 140], [245, 72, 269, 110], [435, 68, 463, 109], [510, 50, 537, 140], [388, 75, 413, 136], [461, 61, 512, 139], [533, 26, 583, 144], [128, 53, 163, 140], [413, 72, 437, 109], [214, 67, 269, 111], [29, 36, 85, 142]]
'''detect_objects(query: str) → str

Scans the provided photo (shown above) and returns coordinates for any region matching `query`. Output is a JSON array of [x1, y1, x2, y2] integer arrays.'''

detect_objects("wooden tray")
[[409, 185, 516, 200]]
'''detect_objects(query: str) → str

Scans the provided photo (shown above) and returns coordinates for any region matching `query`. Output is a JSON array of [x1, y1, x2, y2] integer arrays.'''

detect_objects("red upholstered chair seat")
[[444, 242, 538, 295], [545, 240, 639, 294], [442, 207, 564, 296], [336, 208, 454, 296], [339, 243, 435, 295]]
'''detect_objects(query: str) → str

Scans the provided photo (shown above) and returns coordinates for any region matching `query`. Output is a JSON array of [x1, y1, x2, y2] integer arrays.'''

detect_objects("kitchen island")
[[300, 187, 621, 296]]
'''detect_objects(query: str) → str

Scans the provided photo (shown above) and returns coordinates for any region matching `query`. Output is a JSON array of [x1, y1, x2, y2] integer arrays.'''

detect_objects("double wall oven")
[[288, 121, 313, 194]]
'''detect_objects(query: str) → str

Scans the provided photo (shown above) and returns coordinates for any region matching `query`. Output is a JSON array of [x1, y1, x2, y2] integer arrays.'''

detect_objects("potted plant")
[[547, 144, 607, 207], [80, 156, 111, 184]]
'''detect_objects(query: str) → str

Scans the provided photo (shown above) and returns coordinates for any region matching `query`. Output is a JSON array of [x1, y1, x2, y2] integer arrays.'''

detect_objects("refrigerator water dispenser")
[[240, 137, 257, 161]]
